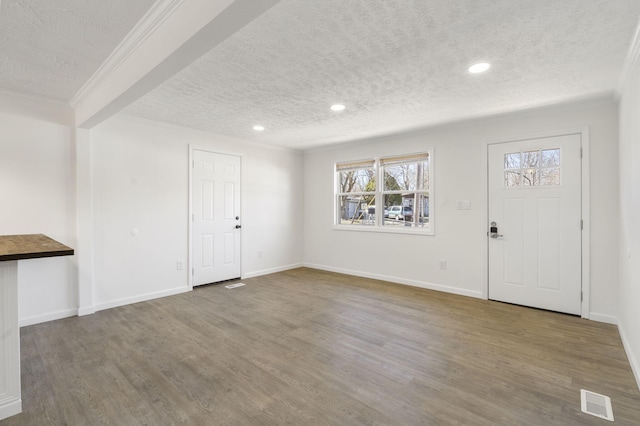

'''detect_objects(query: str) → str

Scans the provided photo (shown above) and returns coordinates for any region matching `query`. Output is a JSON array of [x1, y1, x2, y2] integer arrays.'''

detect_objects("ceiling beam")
[[72, 0, 282, 128]]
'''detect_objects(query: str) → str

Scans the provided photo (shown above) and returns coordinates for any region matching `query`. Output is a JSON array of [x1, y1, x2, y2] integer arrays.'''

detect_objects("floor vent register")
[[581, 389, 614, 421], [225, 283, 246, 289]]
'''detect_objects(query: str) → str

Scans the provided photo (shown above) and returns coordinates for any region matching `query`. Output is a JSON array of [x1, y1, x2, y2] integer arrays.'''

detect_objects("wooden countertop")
[[0, 234, 74, 262]]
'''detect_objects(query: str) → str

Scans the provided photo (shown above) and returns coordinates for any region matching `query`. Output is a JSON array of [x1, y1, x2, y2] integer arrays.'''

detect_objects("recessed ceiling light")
[[253, 125, 265, 131], [330, 104, 346, 111], [469, 62, 491, 74]]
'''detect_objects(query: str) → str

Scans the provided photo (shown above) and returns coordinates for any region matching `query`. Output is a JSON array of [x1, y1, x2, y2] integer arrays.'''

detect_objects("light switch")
[[457, 200, 471, 210]]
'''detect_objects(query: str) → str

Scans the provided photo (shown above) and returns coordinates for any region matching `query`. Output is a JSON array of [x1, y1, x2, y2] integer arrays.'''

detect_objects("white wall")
[[618, 38, 640, 387], [0, 100, 304, 323], [304, 98, 620, 319], [0, 91, 623, 335], [0, 97, 78, 326], [90, 115, 304, 310]]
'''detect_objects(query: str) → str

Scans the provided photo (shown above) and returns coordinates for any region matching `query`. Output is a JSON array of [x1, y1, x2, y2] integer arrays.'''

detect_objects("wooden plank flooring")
[[2, 267, 640, 425]]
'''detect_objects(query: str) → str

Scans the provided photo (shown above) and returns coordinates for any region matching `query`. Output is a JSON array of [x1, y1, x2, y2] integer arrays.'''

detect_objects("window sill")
[[333, 225, 434, 236]]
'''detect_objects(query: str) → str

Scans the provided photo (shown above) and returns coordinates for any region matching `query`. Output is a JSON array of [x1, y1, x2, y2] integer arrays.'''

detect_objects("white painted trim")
[[19, 308, 78, 328], [483, 128, 591, 319], [0, 87, 71, 108], [0, 261, 21, 421], [0, 400, 21, 422], [482, 127, 589, 146], [331, 226, 433, 235], [616, 17, 640, 96], [481, 139, 490, 299], [240, 153, 246, 280], [304, 263, 483, 299], [588, 312, 618, 325], [69, 0, 185, 109], [0, 88, 74, 126], [116, 114, 300, 154], [580, 128, 591, 319], [243, 263, 304, 279], [430, 145, 436, 235], [75, 128, 96, 318], [95, 285, 189, 312], [188, 145, 194, 290], [188, 145, 244, 287], [619, 322, 640, 392], [77, 306, 96, 317]]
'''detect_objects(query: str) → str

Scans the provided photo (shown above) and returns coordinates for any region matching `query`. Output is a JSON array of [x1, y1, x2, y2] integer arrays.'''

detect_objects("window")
[[504, 149, 560, 187], [336, 159, 376, 226], [335, 152, 432, 233]]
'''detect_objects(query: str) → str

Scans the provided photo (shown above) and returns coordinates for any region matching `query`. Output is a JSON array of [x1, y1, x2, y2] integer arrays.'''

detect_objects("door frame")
[[188, 145, 245, 290], [482, 128, 590, 319]]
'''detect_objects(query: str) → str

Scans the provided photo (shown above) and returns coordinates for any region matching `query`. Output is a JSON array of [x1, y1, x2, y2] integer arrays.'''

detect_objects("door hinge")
[[580, 148, 583, 158], [581, 291, 583, 302], [192, 213, 194, 221], [581, 219, 583, 230], [192, 267, 194, 276]]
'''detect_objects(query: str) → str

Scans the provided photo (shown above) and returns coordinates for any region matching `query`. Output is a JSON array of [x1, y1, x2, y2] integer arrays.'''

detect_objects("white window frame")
[[334, 151, 434, 235]]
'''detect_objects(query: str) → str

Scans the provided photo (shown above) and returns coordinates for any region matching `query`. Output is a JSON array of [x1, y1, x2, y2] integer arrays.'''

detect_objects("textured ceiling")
[[0, 0, 154, 101], [123, 0, 640, 149], [0, 1, 639, 149]]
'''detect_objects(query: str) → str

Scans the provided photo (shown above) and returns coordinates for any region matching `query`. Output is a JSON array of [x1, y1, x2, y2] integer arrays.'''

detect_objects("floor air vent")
[[581, 389, 614, 421], [225, 283, 246, 289]]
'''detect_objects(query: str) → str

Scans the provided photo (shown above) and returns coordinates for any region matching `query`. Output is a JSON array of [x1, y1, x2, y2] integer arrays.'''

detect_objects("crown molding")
[[69, 0, 185, 110], [616, 17, 640, 96], [0, 87, 71, 107], [0, 88, 75, 125], [114, 113, 303, 153]]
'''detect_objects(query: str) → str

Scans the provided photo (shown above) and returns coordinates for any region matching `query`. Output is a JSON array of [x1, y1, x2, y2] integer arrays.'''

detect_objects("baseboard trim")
[[0, 398, 21, 421], [303, 263, 483, 299], [95, 285, 190, 312], [618, 321, 640, 392], [243, 263, 304, 279], [19, 308, 78, 327], [78, 306, 96, 317], [589, 312, 619, 325]]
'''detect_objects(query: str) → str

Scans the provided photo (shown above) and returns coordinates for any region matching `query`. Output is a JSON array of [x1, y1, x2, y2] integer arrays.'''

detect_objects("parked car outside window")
[[386, 205, 413, 221]]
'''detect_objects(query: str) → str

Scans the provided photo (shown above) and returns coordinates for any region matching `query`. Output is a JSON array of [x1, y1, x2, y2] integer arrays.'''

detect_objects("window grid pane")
[[505, 171, 521, 187], [383, 194, 428, 228], [337, 195, 376, 226], [541, 167, 560, 185], [504, 153, 521, 169], [382, 161, 428, 192], [503, 149, 560, 187], [338, 167, 375, 193]]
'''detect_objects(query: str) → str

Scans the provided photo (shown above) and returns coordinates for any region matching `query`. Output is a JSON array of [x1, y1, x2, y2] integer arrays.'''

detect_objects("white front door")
[[488, 134, 582, 315], [192, 150, 241, 286]]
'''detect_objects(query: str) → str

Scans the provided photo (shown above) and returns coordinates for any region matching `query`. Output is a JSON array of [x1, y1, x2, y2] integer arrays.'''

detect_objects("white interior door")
[[488, 134, 582, 315], [192, 150, 241, 286]]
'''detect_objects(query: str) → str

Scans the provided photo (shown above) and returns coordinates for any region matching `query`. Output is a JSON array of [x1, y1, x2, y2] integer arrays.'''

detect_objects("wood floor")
[[2, 268, 640, 425]]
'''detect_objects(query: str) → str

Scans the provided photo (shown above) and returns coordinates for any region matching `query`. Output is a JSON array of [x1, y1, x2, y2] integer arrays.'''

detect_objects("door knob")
[[235, 225, 242, 229]]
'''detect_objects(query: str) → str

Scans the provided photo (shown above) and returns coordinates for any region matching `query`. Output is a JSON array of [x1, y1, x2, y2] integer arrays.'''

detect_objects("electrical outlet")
[[258, 250, 263, 259], [177, 261, 183, 270], [439, 260, 447, 270]]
